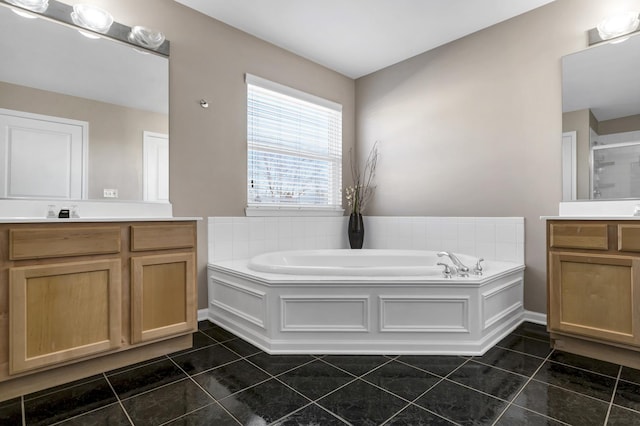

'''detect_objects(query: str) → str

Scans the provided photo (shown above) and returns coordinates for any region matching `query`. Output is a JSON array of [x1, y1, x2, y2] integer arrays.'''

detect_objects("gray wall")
[[53, 0, 640, 314], [58, 0, 356, 309], [355, 0, 640, 314]]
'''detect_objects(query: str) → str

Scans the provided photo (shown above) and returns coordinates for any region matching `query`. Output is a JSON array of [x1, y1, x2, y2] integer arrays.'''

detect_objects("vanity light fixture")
[[70, 3, 113, 34], [5, 0, 48, 13], [128, 26, 165, 50], [590, 11, 640, 45]]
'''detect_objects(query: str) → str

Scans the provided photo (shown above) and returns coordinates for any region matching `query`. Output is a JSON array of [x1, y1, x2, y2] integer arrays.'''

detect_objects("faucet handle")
[[473, 258, 485, 276], [437, 262, 453, 278]]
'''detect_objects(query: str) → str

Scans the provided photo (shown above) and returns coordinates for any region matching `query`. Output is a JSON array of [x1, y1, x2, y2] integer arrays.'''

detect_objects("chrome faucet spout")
[[437, 251, 470, 274]]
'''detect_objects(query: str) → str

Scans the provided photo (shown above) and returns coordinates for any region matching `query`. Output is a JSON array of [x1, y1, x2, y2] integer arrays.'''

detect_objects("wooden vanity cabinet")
[[547, 220, 640, 368], [0, 220, 197, 400], [130, 223, 197, 344]]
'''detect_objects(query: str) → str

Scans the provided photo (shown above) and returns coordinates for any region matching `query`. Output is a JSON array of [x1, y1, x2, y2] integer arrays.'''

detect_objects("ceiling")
[[175, 0, 555, 78]]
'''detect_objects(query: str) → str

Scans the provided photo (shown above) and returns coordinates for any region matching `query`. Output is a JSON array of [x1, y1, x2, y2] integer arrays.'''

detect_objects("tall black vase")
[[348, 213, 365, 249]]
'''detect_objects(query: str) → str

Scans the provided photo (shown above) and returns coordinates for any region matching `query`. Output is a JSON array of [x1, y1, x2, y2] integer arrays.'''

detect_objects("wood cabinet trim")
[[130, 252, 197, 344], [619, 224, 640, 252], [549, 223, 609, 250], [9, 226, 121, 260], [548, 251, 640, 347], [9, 259, 122, 374], [130, 223, 196, 252]]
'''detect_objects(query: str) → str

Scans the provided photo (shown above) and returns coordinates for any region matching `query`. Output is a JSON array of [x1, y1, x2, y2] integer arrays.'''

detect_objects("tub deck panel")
[[207, 256, 525, 355]]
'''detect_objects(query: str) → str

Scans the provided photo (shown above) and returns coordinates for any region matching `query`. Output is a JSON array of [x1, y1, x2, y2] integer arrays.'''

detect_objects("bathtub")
[[208, 249, 526, 355], [247, 249, 517, 277]]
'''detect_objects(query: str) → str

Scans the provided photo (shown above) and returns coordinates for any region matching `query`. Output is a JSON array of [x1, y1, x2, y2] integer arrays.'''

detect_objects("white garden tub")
[[208, 249, 526, 355]]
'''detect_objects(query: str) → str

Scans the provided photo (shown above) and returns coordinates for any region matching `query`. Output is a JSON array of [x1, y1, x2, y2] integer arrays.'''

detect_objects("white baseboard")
[[523, 310, 547, 325], [197, 308, 210, 322]]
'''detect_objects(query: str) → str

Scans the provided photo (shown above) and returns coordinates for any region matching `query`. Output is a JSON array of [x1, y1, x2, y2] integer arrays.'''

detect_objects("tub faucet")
[[437, 251, 470, 276]]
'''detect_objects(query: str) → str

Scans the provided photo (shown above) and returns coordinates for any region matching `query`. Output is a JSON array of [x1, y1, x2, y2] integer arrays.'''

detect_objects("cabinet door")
[[131, 252, 196, 344], [549, 252, 640, 346], [9, 259, 122, 374]]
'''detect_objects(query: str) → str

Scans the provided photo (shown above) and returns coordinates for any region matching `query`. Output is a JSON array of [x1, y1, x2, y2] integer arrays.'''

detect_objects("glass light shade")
[[597, 11, 639, 40], [70, 3, 113, 34], [128, 26, 165, 50], [5, 0, 48, 13]]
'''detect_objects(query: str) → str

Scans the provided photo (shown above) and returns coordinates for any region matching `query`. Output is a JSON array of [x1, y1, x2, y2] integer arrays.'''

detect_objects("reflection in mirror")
[[562, 33, 640, 201], [0, 3, 169, 202]]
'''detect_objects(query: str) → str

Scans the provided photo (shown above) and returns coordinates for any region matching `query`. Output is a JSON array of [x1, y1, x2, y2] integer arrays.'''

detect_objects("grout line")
[[490, 349, 552, 426], [167, 356, 243, 425], [545, 358, 620, 381], [103, 373, 135, 426], [465, 358, 537, 380], [21, 396, 26, 426], [604, 365, 623, 426]]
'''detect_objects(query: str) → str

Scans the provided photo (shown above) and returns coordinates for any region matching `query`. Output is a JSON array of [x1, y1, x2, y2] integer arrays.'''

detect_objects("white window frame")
[[245, 74, 343, 217]]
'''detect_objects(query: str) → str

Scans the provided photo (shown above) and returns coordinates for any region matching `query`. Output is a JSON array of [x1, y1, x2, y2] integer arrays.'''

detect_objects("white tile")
[[458, 242, 476, 257], [441, 239, 458, 252], [495, 223, 517, 243], [302, 218, 317, 239], [291, 237, 306, 250], [212, 242, 233, 262], [516, 223, 525, 244], [475, 222, 495, 243], [232, 218, 249, 242], [248, 217, 265, 240], [440, 219, 458, 241], [264, 218, 279, 240], [213, 221, 233, 243], [278, 238, 294, 250], [397, 219, 412, 240], [411, 218, 427, 248], [249, 239, 266, 257], [424, 238, 441, 251], [495, 242, 518, 263], [426, 219, 443, 241], [458, 222, 475, 243], [264, 239, 279, 252], [516, 243, 525, 264], [291, 218, 306, 239], [475, 243, 496, 261], [387, 237, 405, 249], [277, 217, 293, 239]]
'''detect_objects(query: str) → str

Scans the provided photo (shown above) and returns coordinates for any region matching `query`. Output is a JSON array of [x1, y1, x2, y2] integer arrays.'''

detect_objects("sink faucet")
[[437, 251, 470, 276]]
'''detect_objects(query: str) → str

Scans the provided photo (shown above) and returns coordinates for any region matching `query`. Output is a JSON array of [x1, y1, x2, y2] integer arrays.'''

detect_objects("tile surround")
[[208, 216, 525, 264]]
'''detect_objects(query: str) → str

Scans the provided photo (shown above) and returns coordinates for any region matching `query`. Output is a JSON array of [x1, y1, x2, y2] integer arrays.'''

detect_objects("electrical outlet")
[[103, 189, 118, 198]]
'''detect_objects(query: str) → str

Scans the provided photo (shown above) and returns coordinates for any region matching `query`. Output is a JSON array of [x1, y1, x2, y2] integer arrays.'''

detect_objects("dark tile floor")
[[3, 321, 640, 425]]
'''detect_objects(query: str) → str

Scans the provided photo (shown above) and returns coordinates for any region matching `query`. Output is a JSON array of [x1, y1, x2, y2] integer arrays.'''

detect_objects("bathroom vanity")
[[0, 218, 197, 400], [546, 217, 640, 368]]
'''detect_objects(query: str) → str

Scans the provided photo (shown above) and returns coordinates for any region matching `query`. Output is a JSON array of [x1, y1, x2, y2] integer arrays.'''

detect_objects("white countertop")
[[541, 216, 640, 221], [0, 217, 202, 223]]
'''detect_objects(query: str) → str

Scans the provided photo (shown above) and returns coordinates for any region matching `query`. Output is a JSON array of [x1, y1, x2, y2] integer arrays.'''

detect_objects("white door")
[[0, 109, 87, 199], [561, 131, 577, 201], [143, 131, 169, 202]]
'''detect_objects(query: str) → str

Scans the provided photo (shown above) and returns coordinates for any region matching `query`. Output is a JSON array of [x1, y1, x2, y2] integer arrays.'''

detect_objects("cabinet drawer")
[[618, 225, 640, 252], [549, 223, 608, 250], [130, 223, 196, 251], [10, 227, 121, 260]]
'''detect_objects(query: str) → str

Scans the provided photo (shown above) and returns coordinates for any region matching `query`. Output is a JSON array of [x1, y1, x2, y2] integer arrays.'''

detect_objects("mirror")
[[562, 33, 640, 201], [0, 3, 169, 202]]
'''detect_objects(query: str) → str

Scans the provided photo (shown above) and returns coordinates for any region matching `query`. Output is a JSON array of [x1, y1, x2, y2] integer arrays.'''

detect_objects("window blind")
[[246, 74, 342, 211]]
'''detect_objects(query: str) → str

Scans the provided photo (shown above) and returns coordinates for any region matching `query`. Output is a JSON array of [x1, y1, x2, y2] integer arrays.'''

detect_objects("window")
[[246, 74, 342, 215]]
